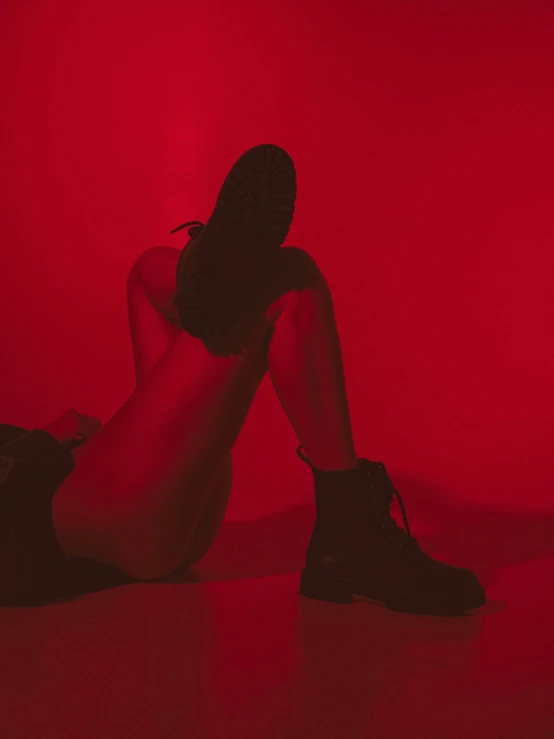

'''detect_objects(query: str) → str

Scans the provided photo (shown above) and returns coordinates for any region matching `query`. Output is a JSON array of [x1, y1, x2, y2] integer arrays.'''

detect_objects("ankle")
[[307, 455, 360, 472], [296, 444, 361, 474]]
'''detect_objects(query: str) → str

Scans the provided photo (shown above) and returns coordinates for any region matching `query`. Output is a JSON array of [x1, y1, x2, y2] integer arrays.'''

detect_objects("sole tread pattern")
[[175, 144, 297, 339]]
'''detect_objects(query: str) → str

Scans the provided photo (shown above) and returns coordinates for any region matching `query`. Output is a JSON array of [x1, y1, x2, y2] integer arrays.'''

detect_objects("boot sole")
[[175, 143, 297, 340], [300, 569, 487, 615]]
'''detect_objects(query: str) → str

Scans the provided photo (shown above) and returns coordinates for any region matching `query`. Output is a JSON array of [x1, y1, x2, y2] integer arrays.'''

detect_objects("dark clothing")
[[0, 424, 133, 607]]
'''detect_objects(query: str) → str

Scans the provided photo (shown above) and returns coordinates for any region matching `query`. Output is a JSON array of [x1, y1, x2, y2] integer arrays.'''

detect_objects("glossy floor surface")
[[1, 500, 553, 738]]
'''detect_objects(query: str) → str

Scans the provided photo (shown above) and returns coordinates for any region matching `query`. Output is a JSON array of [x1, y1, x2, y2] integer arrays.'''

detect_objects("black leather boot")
[[296, 446, 486, 615], [171, 144, 296, 341]]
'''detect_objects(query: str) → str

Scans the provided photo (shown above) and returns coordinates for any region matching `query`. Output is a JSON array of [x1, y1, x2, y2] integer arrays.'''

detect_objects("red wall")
[[1, 0, 553, 521]]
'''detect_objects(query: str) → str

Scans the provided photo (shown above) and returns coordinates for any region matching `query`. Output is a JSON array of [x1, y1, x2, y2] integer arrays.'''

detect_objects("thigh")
[[127, 246, 182, 385], [51, 317, 271, 580], [125, 245, 235, 569], [52, 245, 323, 580], [181, 453, 233, 567]]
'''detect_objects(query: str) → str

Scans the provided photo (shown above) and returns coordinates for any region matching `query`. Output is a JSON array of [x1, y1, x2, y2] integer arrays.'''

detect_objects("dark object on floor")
[[296, 445, 486, 616], [0, 425, 134, 607]]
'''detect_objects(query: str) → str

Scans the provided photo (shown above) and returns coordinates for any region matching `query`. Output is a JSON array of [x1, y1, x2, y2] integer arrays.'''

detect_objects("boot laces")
[[170, 220, 206, 238], [358, 457, 420, 553]]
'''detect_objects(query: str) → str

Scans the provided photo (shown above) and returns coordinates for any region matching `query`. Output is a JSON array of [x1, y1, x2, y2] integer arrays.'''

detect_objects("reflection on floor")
[[1, 499, 553, 738]]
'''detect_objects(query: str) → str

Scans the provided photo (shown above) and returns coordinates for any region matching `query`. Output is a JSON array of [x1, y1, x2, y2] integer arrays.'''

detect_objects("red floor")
[[1, 500, 553, 738]]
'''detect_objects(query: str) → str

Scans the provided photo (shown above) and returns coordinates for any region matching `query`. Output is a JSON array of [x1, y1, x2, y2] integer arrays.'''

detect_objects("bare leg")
[[125, 245, 235, 566], [126, 245, 359, 559], [52, 246, 359, 580], [126, 246, 183, 386], [52, 313, 273, 580], [267, 269, 359, 472], [51, 246, 303, 579]]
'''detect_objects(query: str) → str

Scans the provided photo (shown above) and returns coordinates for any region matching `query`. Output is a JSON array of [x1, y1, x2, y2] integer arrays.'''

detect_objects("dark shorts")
[[0, 425, 134, 607]]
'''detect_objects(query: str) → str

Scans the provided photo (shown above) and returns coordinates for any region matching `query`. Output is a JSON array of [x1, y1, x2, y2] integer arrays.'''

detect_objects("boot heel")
[[299, 569, 353, 604]]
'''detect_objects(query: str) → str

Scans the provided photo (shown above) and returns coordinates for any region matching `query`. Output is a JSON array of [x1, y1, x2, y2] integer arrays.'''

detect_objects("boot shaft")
[[297, 446, 389, 569]]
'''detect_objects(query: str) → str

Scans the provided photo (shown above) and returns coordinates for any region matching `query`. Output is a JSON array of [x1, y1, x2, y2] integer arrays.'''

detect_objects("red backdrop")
[[1, 0, 553, 523]]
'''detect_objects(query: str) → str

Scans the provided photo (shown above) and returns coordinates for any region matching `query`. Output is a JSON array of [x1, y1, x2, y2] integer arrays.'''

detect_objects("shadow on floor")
[[23, 475, 553, 608], [162, 475, 554, 592]]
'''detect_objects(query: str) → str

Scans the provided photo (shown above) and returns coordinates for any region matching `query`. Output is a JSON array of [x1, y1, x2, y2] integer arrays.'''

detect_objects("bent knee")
[[128, 246, 183, 320], [128, 246, 181, 291], [272, 246, 329, 297], [246, 246, 329, 322]]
